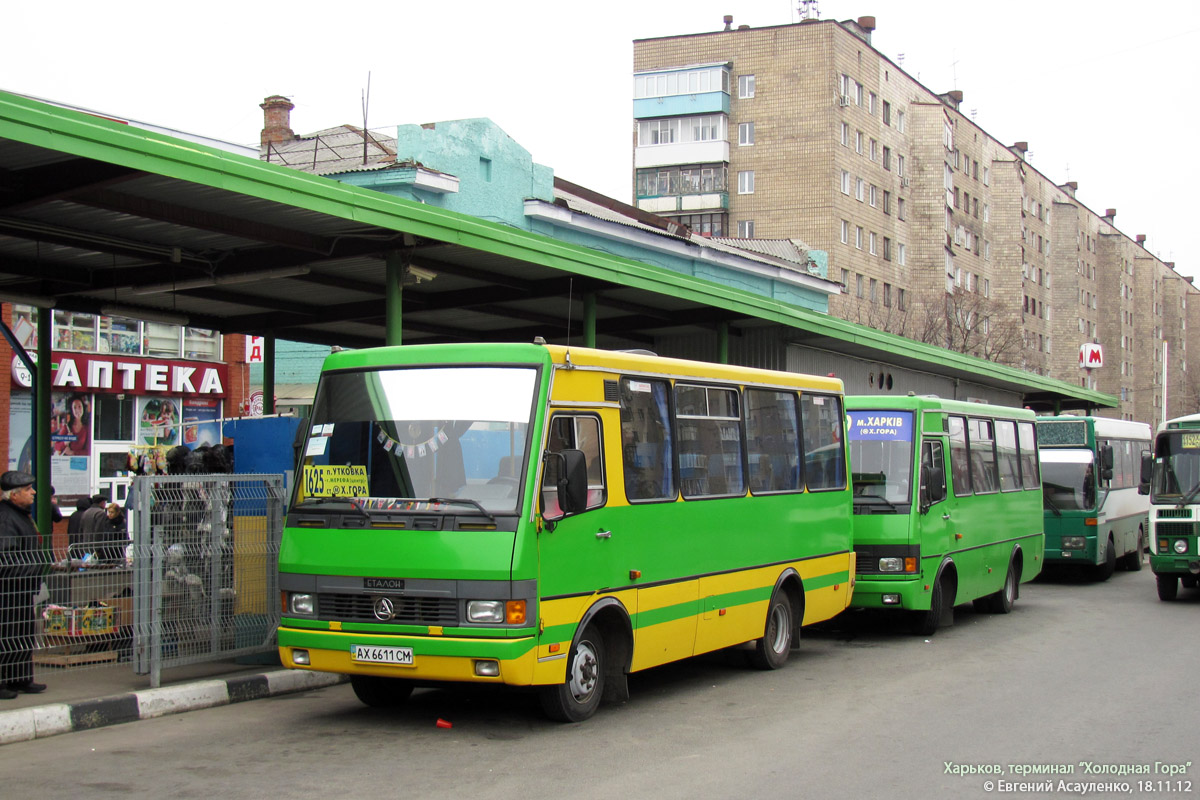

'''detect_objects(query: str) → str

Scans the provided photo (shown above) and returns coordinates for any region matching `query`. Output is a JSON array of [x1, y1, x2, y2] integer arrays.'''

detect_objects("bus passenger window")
[[948, 416, 972, 496], [801, 394, 846, 491], [620, 378, 676, 502]]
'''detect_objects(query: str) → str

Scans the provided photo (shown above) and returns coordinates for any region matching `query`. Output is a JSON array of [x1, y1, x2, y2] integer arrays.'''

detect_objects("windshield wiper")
[[1178, 481, 1200, 509], [429, 497, 496, 524], [293, 496, 372, 521], [853, 494, 898, 512], [1042, 493, 1062, 517]]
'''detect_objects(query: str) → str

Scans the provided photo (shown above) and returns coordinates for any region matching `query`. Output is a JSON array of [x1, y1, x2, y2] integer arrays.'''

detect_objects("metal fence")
[[2, 474, 283, 690]]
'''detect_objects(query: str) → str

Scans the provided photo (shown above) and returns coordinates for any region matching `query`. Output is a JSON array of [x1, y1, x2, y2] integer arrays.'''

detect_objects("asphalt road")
[[3, 561, 1197, 799]]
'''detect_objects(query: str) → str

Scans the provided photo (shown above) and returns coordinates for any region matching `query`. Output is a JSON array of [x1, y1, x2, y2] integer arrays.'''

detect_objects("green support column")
[[35, 307, 51, 531], [386, 252, 404, 346], [584, 293, 596, 348], [717, 322, 729, 365], [263, 334, 276, 416]]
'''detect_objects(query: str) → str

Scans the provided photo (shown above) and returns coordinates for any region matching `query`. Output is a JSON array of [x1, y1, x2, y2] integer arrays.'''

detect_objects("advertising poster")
[[182, 399, 222, 449], [8, 392, 30, 472], [50, 391, 92, 456], [138, 397, 180, 446]]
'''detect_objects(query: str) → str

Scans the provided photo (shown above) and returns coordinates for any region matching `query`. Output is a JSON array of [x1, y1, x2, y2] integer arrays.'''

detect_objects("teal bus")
[[277, 343, 856, 721], [846, 396, 1044, 634], [1146, 413, 1200, 600], [1037, 415, 1150, 579]]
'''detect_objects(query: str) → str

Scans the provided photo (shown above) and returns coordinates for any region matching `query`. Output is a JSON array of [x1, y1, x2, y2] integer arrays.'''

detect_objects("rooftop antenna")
[[897, 53, 905, 66], [361, 71, 372, 165], [799, 0, 820, 21]]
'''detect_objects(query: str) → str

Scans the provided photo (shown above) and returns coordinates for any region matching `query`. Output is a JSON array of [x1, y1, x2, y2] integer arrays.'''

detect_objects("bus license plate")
[[353, 645, 414, 665]]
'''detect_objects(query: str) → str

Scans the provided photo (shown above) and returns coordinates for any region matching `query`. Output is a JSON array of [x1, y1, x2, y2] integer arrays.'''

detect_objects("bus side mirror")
[[556, 448, 589, 515], [918, 464, 932, 514], [1139, 452, 1152, 495], [1101, 445, 1114, 471]]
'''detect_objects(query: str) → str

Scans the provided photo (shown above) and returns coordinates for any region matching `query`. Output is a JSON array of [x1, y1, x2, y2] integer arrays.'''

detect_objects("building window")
[[738, 122, 755, 146], [898, 198, 906, 220], [883, 190, 891, 214], [869, 185, 877, 207], [633, 67, 730, 99], [856, 274, 864, 298], [840, 122, 849, 146], [898, 243, 907, 266], [868, 92, 876, 114], [737, 219, 755, 237], [869, 232, 877, 255], [870, 278, 878, 302], [636, 115, 727, 146], [855, 178, 865, 202], [841, 268, 850, 286], [883, 237, 892, 261], [676, 213, 726, 237], [897, 155, 905, 177], [738, 74, 755, 98], [841, 219, 849, 244], [882, 146, 891, 171], [883, 282, 892, 307], [855, 130, 863, 154], [897, 111, 906, 132], [855, 226, 864, 249], [882, 100, 891, 125], [898, 288, 907, 310], [870, 139, 878, 162], [737, 170, 755, 194], [841, 170, 851, 194]]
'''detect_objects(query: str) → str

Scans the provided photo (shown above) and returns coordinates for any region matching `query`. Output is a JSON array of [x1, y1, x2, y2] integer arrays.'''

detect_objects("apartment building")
[[633, 15, 1195, 424]]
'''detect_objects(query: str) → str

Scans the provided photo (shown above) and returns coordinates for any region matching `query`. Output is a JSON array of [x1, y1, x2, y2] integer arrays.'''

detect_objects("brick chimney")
[[940, 89, 964, 110], [1103, 208, 1116, 224], [260, 95, 297, 150], [1011, 141, 1029, 158], [1059, 181, 1078, 198], [1136, 234, 1146, 247]]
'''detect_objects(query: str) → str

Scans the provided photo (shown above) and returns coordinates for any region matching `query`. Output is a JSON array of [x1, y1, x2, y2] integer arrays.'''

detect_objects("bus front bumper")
[[849, 576, 929, 611], [278, 626, 539, 686]]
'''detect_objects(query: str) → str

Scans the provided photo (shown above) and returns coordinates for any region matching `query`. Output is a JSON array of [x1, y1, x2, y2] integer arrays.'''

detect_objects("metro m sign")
[[1079, 342, 1104, 370]]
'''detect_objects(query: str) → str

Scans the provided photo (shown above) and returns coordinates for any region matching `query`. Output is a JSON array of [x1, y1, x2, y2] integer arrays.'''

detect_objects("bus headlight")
[[879, 557, 904, 572], [1061, 536, 1086, 550], [1174, 539, 1189, 555], [289, 593, 315, 615], [466, 600, 527, 625]]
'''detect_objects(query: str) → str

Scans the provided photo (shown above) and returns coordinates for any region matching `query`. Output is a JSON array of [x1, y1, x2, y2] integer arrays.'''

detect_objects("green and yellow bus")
[[278, 343, 855, 721], [1037, 415, 1150, 579], [1146, 413, 1200, 600], [846, 396, 1044, 635]]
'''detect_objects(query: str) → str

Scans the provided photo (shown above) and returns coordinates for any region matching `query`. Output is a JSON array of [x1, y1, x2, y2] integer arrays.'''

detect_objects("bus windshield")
[[1152, 431, 1200, 504], [295, 366, 538, 514], [847, 410, 914, 508], [1040, 449, 1096, 511]]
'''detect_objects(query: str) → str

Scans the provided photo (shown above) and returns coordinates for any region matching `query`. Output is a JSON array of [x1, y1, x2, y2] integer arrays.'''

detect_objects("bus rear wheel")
[[1157, 574, 1179, 601], [749, 587, 794, 670], [350, 675, 414, 708], [539, 625, 605, 722], [1121, 530, 1145, 571]]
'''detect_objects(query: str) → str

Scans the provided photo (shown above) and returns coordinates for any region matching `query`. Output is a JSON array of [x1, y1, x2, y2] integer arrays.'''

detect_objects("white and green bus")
[[1037, 416, 1151, 580], [1146, 413, 1200, 600], [846, 396, 1045, 635]]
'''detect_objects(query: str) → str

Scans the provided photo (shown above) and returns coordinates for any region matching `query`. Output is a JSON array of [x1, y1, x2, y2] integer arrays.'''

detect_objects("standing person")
[[101, 502, 128, 563], [49, 486, 63, 524], [0, 471, 47, 697], [66, 496, 92, 538], [76, 494, 109, 557]]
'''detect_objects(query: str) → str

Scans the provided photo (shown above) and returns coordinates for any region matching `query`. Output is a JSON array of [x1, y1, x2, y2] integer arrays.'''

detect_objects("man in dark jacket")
[[0, 471, 47, 698], [75, 494, 109, 556], [66, 495, 92, 538]]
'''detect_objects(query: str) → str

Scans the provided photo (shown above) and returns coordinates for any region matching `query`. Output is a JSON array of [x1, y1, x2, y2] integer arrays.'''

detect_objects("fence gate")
[[128, 474, 283, 687]]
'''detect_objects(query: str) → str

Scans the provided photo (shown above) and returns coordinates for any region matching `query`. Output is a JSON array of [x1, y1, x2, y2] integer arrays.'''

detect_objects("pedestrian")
[[0, 470, 47, 698], [101, 502, 128, 563], [49, 486, 63, 524], [66, 495, 92, 538], [76, 494, 110, 558]]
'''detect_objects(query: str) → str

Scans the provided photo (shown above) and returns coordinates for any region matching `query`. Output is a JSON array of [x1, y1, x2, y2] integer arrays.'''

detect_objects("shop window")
[[100, 316, 141, 355], [54, 311, 96, 351], [144, 322, 181, 358], [184, 328, 220, 360], [95, 394, 136, 441]]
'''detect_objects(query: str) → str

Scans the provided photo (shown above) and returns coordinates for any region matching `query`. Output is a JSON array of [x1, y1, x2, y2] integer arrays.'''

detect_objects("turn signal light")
[[904, 557, 918, 573], [1084, 518, 1099, 527], [506, 600, 527, 625]]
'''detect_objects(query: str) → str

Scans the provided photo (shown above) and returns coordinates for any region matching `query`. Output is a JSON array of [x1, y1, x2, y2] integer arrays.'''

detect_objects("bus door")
[[537, 411, 638, 639], [918, 435, 954, 585]]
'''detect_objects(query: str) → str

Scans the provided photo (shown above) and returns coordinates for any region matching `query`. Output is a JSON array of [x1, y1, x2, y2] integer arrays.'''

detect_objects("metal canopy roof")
[[0, 90, 1115, 410]]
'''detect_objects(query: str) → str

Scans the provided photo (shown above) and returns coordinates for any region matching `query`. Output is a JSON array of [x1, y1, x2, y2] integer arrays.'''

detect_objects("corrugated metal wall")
[[654, 325, 1023, 407]]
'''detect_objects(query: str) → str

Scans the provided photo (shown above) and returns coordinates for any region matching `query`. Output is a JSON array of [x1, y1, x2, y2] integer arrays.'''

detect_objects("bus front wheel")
[[350, 675, 414, 708], [749, 587, 794, 670], [911, 576, 948, 636], [1157, 574, 1179, 601], [539, 625, 605, 722], [984, 560, 1019, 614], [1092, 536, 1117, 582]]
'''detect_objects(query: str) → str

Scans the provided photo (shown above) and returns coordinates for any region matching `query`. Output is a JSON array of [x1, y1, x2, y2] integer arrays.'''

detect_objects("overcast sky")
[[6, 1, 1198, 276]]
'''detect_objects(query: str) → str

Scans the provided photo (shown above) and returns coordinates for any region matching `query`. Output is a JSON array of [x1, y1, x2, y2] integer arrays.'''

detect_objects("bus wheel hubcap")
[[571, 642, 599, 700]]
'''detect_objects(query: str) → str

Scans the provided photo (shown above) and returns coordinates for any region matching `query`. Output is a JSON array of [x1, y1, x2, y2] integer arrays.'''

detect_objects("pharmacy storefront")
[[10, 342, 228, 507]]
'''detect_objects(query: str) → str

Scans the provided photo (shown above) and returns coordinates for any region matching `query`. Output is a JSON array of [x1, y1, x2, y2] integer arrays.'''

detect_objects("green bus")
[[1146, 413, 1200, 600], [846, 396, 1044, 635], [278, 343, 856, 721], [1037, 415, 1150, 579]]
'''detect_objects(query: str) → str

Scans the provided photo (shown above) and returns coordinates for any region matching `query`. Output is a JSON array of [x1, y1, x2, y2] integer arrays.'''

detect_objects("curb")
[[0, 670, 347, 745]]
